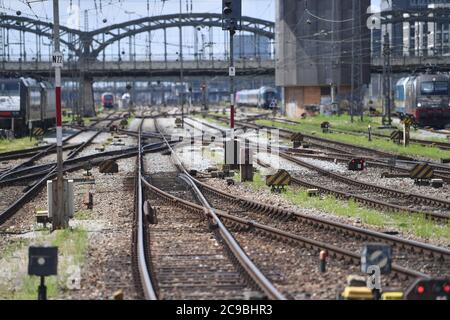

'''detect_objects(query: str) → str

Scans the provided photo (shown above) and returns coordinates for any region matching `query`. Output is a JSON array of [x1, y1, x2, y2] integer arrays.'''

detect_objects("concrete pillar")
[[403, 21, 410, 56], [79, 75, 96, 117]]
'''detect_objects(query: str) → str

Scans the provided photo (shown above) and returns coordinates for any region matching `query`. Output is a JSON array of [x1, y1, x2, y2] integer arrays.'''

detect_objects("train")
[[101, 92, 115, 110], [395, 73, 450, 128], [0, 78, 56, 136], [236, 86, 278, 109]]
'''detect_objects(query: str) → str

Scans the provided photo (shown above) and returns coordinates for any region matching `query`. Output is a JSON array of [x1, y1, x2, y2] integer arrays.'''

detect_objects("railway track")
[[144, 115, 450, 297], [275, 154, 450, 223], [133, 117, 284, 300], [0, 112, 174, 226], [187, 116, 450, 222], [207, 114, 450, 178], [272, 117, 450, 151], [183, 116, 450, 254]]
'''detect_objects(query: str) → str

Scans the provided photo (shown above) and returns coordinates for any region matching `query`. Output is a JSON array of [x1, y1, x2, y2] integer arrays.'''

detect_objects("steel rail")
[[193, 176, 450, 259], [153, 119, 286, 300], [0, 142, 175, 186], [272, 117, 450, 151], [186, 116, 449, 221], [152, 116, 450, 259], [215, 211, 429, 280], [276, 154, 450, 222], [135, 118, 158, 300], [232, 117, 450, 179], [0, 113, 125, 225], [0, 111, 119, 182]]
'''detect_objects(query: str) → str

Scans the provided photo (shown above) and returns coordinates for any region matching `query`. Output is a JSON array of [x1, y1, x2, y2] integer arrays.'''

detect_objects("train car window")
[[434, 81, 448, 94], [420, 81, 448, 95], [395, 85, 405, 100], [421, 82, 434, 94]]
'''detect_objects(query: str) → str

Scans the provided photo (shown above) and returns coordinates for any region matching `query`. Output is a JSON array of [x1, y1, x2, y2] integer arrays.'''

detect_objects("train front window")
[[434, 82, 448, 94], [264, 92, 276, 101], [421, 81, 449, 95]]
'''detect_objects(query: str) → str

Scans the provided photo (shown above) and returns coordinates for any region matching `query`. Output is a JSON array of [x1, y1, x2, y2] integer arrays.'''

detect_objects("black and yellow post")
[[402, 117, 412, 147]]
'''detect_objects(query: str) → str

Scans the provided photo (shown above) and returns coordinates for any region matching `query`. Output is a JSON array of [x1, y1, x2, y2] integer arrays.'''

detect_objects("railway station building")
[[276, 0, 371, 118]]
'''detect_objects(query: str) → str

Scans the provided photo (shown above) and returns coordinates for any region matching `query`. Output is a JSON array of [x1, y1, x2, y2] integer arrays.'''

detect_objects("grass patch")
[[0, 137, 38, 153], [257, 119, 450, 160], [0, 227, 88, 300], [74, 210, 92, 220], [127, 116, 136, 128], [284, 187, 450, 240], [195, 116, 227, 128], [235, 172, 450, 241]]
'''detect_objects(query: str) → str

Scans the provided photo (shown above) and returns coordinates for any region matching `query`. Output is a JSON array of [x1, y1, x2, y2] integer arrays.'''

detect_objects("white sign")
[[229, 66, 236, 77], [52, 52, 63, 68]]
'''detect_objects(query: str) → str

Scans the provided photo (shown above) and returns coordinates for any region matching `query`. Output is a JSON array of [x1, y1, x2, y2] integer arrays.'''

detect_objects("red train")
[[101, 92, 115, 110]]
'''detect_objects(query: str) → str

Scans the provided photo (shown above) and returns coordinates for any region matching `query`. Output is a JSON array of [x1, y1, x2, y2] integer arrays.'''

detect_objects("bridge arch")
[[0, 13, 275, 60], [90, 13, 274, 58]]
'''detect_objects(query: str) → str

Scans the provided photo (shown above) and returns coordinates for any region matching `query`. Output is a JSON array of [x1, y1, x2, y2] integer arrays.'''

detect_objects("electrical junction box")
[[47, 179, 74, 219]]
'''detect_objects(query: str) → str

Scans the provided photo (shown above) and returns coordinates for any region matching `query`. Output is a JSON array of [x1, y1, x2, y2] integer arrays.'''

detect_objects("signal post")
[[52, 0, 68, 230], [222, 0, 242, 130]]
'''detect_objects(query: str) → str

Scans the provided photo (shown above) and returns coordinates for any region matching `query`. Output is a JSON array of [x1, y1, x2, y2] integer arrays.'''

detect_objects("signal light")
[[444, 284, 450, 293], [223, 1, 232, 15], [416, 285, 425, 294]]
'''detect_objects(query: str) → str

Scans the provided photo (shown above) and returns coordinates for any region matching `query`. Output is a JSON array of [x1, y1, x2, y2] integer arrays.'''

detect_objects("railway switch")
[[84, 162, 93, 176], [348, 158, 365, 171], [35, 210, 50, 228], [321, 122, 331, 133], [99, 160, 119, 174], [291, 133, 304, 148], [307, 189, 319, 197], [431, 179, 444, 188], [28, 246, 58, 300], [226, 178, 235, 186], [143, 200, 158, 225]]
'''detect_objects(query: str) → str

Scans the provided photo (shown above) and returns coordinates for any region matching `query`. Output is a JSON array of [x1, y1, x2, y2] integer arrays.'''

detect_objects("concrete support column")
[[79, 74, 96, 117], [403, 21, 410, 56]]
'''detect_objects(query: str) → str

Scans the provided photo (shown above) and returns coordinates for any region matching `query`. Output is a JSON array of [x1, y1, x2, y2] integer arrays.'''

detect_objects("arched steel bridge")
[[0, 13, 275, 59]]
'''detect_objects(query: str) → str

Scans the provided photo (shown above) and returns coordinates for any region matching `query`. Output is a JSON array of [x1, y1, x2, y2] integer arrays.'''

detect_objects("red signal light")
[[417, 285, 425, 294], [444, 284, 450, 293]]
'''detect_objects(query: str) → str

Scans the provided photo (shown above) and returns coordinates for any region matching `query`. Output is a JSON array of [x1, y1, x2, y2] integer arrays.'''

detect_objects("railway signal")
[[405, 278, 450, 300], [361, 243, 392, 275], [222, 0, 242, 130], [348, 158, 365, 171], [28, 246, 58, 300]]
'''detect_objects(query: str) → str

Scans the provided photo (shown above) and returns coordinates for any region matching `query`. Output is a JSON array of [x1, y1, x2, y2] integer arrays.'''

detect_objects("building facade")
[[276, 0, 371, 117], [377, 0, 450, 57], [234, 34, 271, 60]]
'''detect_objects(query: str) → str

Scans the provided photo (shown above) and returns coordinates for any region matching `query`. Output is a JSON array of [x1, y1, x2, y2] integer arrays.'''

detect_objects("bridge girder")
[[0, 13, 275, 59]]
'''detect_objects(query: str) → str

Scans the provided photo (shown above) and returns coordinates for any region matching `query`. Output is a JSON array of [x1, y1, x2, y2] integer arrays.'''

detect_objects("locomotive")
[[236, 86, 278, 109], [101, 92, 115, 110], [0, 78, 56, 136], [395, 73, 450, 128]]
